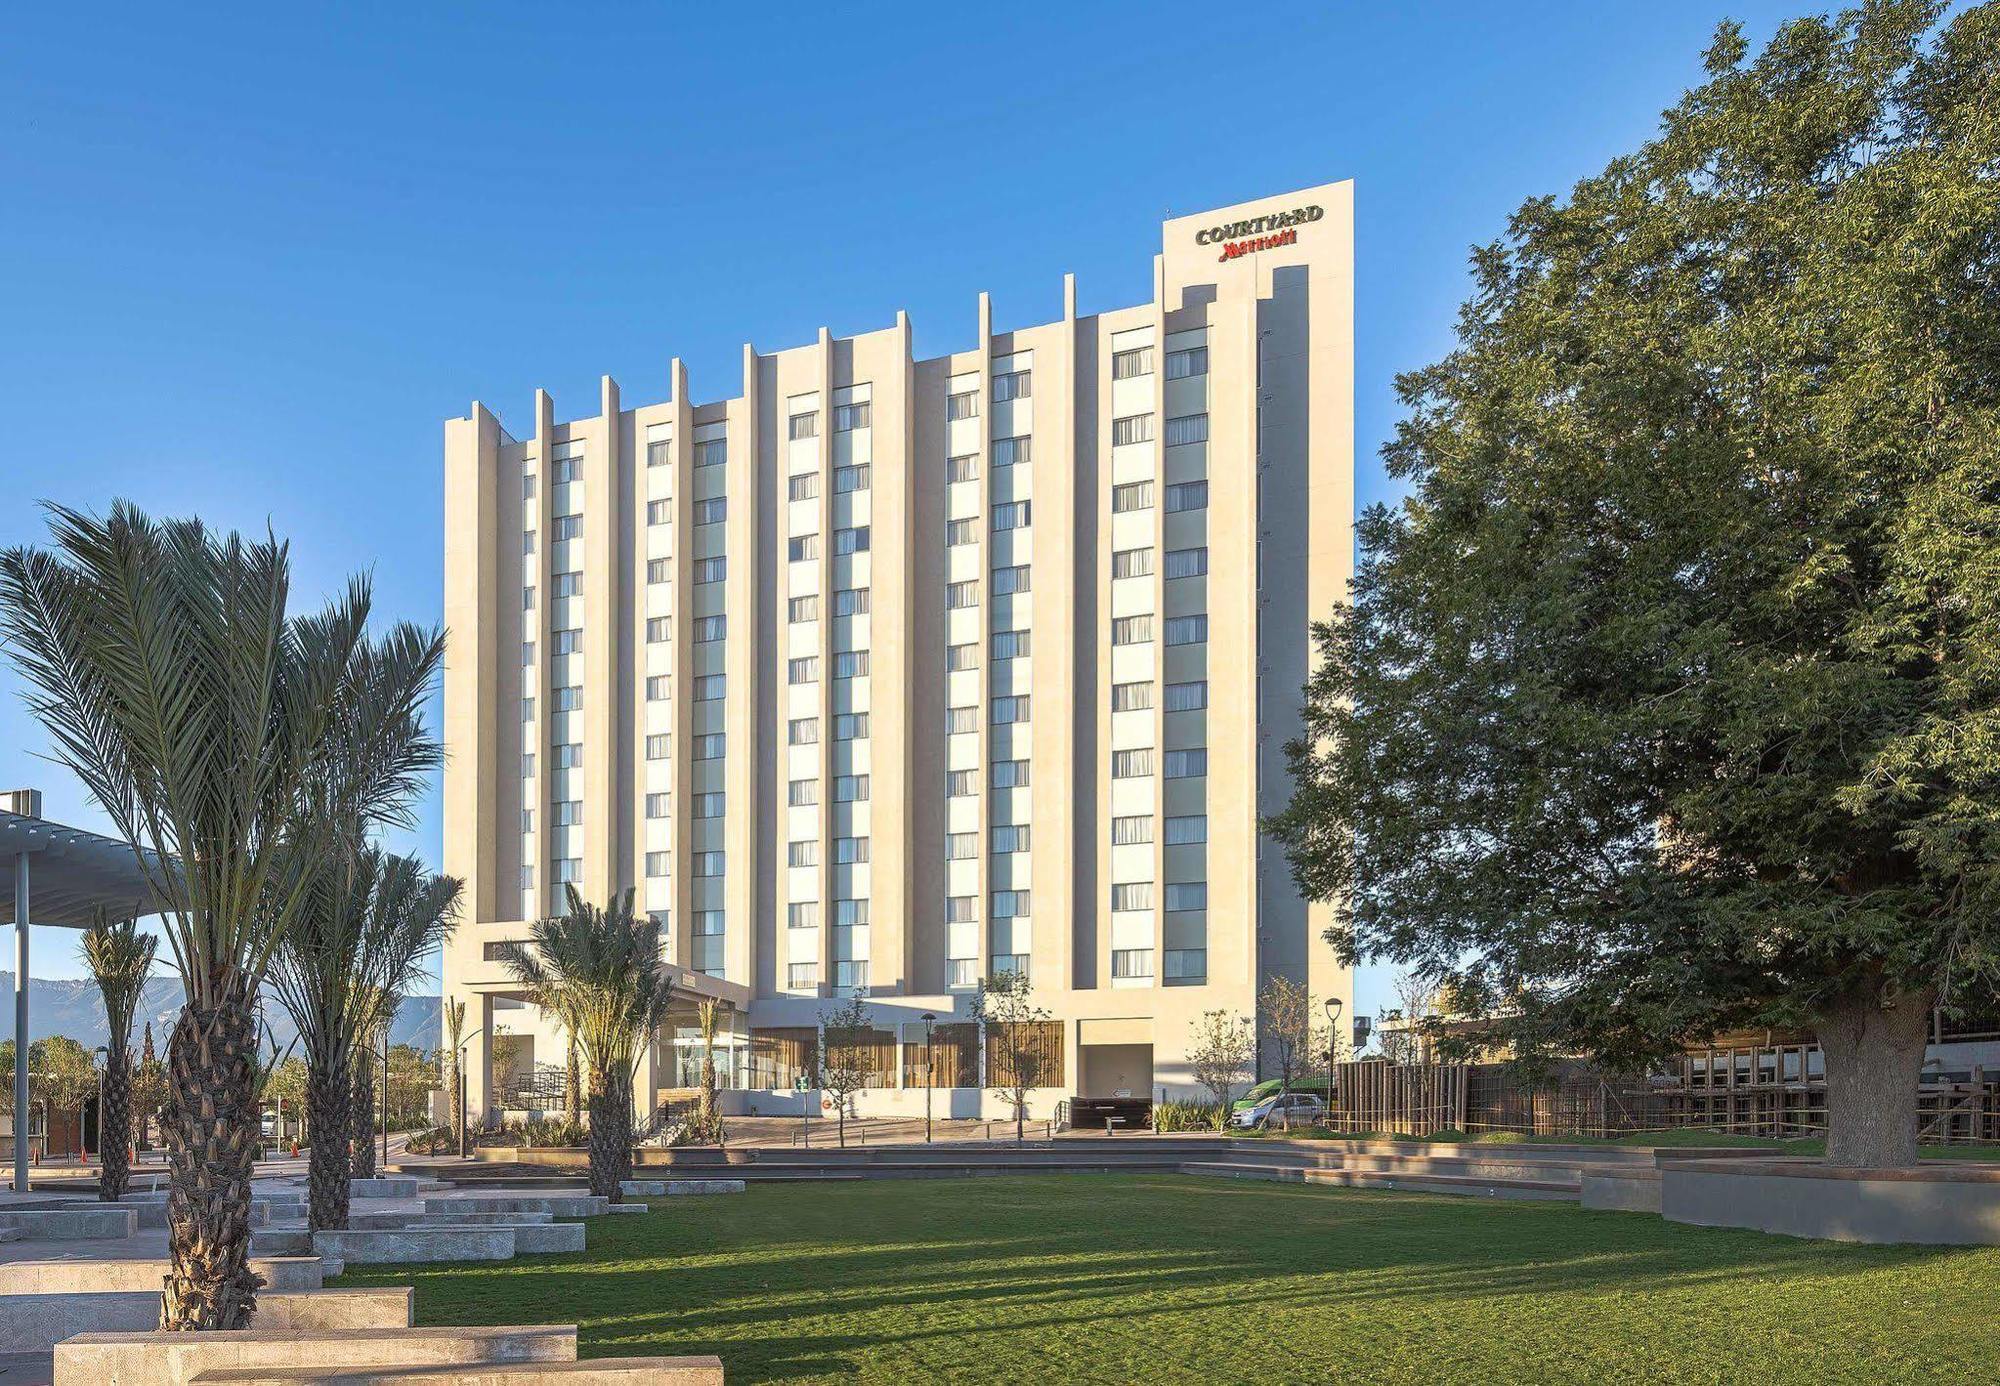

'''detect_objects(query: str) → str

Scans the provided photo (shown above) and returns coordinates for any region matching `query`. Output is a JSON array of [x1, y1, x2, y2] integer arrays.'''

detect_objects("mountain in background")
[[2, 972, 443, 1056]]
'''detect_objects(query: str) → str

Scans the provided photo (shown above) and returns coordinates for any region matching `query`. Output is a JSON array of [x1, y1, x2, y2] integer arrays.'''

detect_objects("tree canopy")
[[1267, 1, 2000, 1167]]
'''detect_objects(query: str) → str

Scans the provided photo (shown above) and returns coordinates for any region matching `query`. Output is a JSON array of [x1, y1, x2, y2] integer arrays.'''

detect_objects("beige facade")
[[440, 182, 1355, 1122]]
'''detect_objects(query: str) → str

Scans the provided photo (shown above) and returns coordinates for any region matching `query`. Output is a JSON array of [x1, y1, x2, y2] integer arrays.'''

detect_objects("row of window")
[[785, 464, 870, 499], [1112, 546, 1209, 580], [786, 899, 872, 928], [945, 759, 1030, 794], [1111, 345, 1208, 381], [1113, 479, 1208, 514], [787, 712, 870, 744], [787, 651, 871, 683], [1110, 614, 1208, 647], [1111, 813, 1208, 845], [1110, 881, 1209, 912], [787, 775, 871, 805], [1112, 748, 1208, 779], [787, 837, 871, 867], [787, 960, 870, 990], [788, 526, 871, 562]]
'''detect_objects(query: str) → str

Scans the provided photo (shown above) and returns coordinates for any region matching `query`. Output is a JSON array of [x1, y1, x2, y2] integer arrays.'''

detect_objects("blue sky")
[[1, 2, 1809, 1011]]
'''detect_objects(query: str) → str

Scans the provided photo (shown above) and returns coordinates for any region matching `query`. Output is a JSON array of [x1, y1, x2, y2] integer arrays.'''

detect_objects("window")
[[646, 617, 672, 643], [1165, 948, 1207, 982], [788, 840, 818, 868], [694, 733, 725, 760], [1165, 679, 1208, 712], [946, 769, 977, 797], [833, 650, 869, 678], [646, 675, 670, 701], [551, 857, 582, 885], [789, 595, 819, 623], [787, 962, 819, 989], [554, 685, 582, 712], [1112, 882, 1153, 911], [948, 959, 979, 989], [1112, 547, 1153, 580], [947, 389, 978, 421], [947, 705, 978, 734], [991, 759, 1030, 789], [1164, 414, 1209, 447], [696, 615, 727, 643], [554, 571, 582, 597], [523, 474, 538, 501], [1112, 681, 1152, 712], [946, 896, 976, 923], [834, 526, 869, 555], [991, 629, 1030, 660], [834, 401, 871, 431], [555, 742, 582, 769], [1165, 546, 1208, 579], [1112, 346, 1154, 379], [992, 501, 1031, 532], [789, 656, 819, 685], [1113, 749, 1154, 779], [991, 369, 1031, 402], [553, 458, 582, 485], [647, 558, 670, 584], [992, 564, 1031, 595], [553, 516, 581, 541], [646, 793, 670, 819], [947, 580, 978, 610], [789, 472, 819, 502], [520, 752, 535, 777], [554, 628, 582, 654], [1165, 615, 1209, 646], [1166, 481, 1209, 513], [1166, 345, 1209, 379], [789, 411, 819, 440], [789, 535, 820, 563], [521, 808, 534, 832], [521, 696, 535, 723], [834, 586, 870, 616], [645, 852, 670, 878], [694, 909, 724, 934], [648, 439, 671, 467], [1165, 814, 1208, 845], [551, 799, 582, 827], [991, 695, 1030, 724], [834, 712, 869, 739], [645, 734, 670, 760], [834, 463, 870, 493], [947, 643, 977, 672], [788, 717, 819, 746], [789, 779, 817, 806], [992, 436, 1031, 467], [947, 519, 977, 547], [992, 824, 1030, 853], [1112, 615, 1153, 646], [835, 836, 870, 863], [522, 640, 536, 666], [1112, 949, 1154, 979], [991, 890, 1030, 918], [695, 557, 726, 584], [1165, 882, 1208, 912], [1113, 481, 1154, 513], [1112, 815, 1154, 845], [1165, 748, 1208, 778], [695, 674, 726, 701], [948, 454, 978, 483], [695, 497, 726, 525], [946, 832, 977, 860], [832, 960, 869, 992], [524, 529, 536, 555], [695, 438, 726, 467], [694, 851, 725, 877], [1113, 414, 1154, 446], [788, 901, 820, 929], [523, 585, 536, 610], [834, 774, 870, 802], [647, 499, 671, 525]]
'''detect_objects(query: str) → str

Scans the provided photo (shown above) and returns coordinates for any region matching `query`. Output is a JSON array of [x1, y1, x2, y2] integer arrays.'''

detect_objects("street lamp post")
[[92, 1045, 109, 1166], [921, 1012, 937, 1145], [456, 1027, 485, 1160], [1323, 998, 1344, 1126]]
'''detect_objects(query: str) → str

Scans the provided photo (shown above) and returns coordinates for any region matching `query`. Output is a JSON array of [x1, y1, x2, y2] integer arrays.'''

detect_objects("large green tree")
[[1268, 2, 2000, 1169]]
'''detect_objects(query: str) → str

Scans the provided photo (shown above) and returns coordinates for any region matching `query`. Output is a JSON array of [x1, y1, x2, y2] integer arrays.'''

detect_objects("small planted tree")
[[1186, 1010, 1255, 1131], [978, 972, 1055, 1144], [133, 1023, 165, 1150], [80, 913, 157, 1199], [695, 998, 727, 1147], [501, 888, 675, 1200], [817, 995, 874, 1148], [1257, 977, 1328, 1131], [441, 997, 467, 1149]]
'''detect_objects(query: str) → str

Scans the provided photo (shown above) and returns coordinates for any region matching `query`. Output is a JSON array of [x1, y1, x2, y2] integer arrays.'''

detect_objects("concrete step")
[[419, 1196, 607, 1219], [1, 1287, 411, 1355], [57, 1199, 271, 1229], [403, 1222, 584, 1254], [53, 1325, 576, 1386], [345, 1178, 421, 1200], [0, 1258, 327, 1296], [345, 1211, 554, 1230], [306, 1228, 527, 1265], [618, 1180, 744, 1197], [1181, 1161, 1581, 1201], [0, 1228, 19, 1243], [185, 1357, 723, 1386], [1228, 1150, 1594, 1181], [0, 1208, 138, 1241]]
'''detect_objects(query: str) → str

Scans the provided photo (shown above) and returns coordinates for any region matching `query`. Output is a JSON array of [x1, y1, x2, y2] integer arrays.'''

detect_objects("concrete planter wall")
[[1660, 1161, 2000, 1245]]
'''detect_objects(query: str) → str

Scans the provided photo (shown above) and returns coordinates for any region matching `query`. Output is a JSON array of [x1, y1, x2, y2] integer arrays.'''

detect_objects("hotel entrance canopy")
[[3, 791, 168, 1192]]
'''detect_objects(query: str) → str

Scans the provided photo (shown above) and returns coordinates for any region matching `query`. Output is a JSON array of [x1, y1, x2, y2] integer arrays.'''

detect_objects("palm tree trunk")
[[306, 1055, 352, 1230], [158, 990, 264, 1330], [99, 1049, 133, 1201], [585, 1070, 631, 1202], [350, 1053, 376, 1180]]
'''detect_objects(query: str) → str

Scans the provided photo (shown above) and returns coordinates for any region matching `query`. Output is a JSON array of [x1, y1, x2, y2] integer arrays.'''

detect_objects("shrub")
[[404, 1125, 457, 1155], [1153, 1100, 1226, 1132]]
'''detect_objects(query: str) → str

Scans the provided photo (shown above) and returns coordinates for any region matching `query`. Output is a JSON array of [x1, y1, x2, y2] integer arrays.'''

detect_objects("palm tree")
[[79, 913, 157, 1201], [268, 850, 460, 1229], [499, 888, 674, 1200], [351, 1000, 386, 1180], [695, 998, 726, 1146], [441, 996, 466, 1150], [0, 502, 443, 1329]]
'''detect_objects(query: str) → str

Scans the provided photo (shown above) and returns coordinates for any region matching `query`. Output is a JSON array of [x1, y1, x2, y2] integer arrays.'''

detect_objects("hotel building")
[[440, 181, 1353, 1123]]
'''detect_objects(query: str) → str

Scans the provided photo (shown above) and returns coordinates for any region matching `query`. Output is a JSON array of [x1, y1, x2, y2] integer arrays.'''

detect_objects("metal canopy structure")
[[3, 791, 170, 1192]]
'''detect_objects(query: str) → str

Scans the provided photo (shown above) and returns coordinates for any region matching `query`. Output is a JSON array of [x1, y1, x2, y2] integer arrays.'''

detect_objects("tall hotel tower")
[[441, 182, 1353, 1123]]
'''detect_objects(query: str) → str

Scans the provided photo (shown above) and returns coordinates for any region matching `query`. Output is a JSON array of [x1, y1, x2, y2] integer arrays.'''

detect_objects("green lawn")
[[336, 1175, 2000, 1384]]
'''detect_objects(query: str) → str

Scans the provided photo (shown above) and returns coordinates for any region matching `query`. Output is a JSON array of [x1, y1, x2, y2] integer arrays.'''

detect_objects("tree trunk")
[[444, 1051, 461, 1149], [564, 1042, 581, 1126], [1815, 982, 1936, 1169], [157, 991, 264, 1330], [585, 1071, 631, 1201], [99, 1049, 133, 1202], [305, 1054, 352, 1231], [350, 1053, 376, 1180]]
